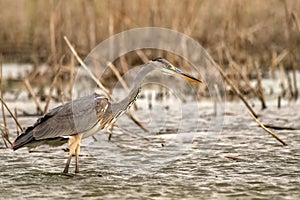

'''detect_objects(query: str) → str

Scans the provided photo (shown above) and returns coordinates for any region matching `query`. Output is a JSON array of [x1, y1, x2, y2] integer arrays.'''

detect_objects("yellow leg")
[[62, 134, 82, 174], [75, 144, 81, 173], [108, 125, 113, 141], [63, 154, 73, 174]]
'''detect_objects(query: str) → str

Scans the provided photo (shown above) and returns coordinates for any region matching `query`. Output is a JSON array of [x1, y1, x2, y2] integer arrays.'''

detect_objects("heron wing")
[[33, 93, 109, 140]]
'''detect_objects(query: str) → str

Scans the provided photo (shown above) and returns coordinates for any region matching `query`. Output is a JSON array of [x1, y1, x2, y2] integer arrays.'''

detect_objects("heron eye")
[[168, 65, 175, 70]]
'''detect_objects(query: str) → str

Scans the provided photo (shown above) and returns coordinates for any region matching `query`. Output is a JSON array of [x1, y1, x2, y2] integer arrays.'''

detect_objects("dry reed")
[[0, 1, 299, 104], [214, 63, 258, 118], [0, 97, 23, 134], [43, 63, 62, 113], [215, 62, 288, 145], [24, 78, 44, 113], [0, 0, 299, 71], [248, 111, 287, 146], [254, 61, 267, 109], [14, 107, 20, 136], [0, 55, 9, 147], [63, 36, 110, 97]]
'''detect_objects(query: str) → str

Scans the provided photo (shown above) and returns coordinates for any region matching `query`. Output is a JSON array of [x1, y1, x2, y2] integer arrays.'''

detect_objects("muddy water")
[[0, 100, 299, 199]]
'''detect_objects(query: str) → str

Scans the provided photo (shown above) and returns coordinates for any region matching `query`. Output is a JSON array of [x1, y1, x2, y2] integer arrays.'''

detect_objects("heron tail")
[[12, 127, 69, 150], [12, 127, 34, 150]]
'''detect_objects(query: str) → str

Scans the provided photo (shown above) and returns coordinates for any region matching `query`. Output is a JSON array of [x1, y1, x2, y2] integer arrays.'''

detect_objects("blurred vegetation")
[[0, 0, 299, 105], [0, 0, 299, 147], [0, 0, 299, 69]]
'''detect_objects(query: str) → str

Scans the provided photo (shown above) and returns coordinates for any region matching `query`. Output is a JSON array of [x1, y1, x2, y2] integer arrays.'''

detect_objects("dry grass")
[[0, 0, 298, 148], [0, 0, 299, 68], [0, 0, 299, 96], [0, 0, 299, 101]]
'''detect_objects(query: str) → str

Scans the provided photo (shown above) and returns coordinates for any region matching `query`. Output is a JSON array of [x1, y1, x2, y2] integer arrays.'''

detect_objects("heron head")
[[151, 57, 203, 84]]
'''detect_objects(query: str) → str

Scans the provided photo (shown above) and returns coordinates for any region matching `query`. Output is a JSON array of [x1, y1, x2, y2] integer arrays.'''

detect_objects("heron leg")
[[63, 135, 81, 174], [75, 143, 81, 173], [107, 125, 113, 141], [63, 154, 73, 174]]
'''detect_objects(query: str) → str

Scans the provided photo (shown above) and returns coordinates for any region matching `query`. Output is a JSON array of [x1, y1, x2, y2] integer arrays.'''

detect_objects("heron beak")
[[174, 67, 203, 84]]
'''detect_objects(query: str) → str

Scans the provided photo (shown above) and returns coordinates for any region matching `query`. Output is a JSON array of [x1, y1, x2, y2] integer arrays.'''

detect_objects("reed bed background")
[[0, 0, 299, 148], [0, 0, 299, 66], [0, 0, 299, 101]]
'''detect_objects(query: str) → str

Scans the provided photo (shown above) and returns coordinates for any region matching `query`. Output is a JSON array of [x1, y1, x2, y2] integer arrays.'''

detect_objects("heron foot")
[[63, 165, 69, 174], [62, 171, 69, 175], [63, 153, 72, 174], [61, 171, 73, 177]]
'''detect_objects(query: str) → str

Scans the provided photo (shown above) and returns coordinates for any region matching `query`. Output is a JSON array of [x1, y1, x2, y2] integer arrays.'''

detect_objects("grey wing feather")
[[33, 93, 109, 139]]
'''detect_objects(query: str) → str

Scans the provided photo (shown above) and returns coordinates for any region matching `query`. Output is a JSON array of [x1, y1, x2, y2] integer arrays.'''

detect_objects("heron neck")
[[112, 64, 156, 116]]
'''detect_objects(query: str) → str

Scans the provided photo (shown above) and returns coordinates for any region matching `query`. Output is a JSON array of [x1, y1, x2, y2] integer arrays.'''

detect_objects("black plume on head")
[[152, 57, 163, 62], [151, 57, 172, 66]]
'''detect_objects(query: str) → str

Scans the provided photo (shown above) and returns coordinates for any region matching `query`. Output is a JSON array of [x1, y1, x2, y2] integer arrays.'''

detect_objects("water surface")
[[0, 100, 299, 199]]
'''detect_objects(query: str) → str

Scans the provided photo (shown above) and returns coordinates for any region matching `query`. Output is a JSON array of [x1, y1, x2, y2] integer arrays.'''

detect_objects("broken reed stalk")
[[223, 45, 259, 99], [254, 61, 267, 109], [107, 61, 130, 92], [291, 13, 300, 77], [215, 63, 288, 145], [225, 45, 266, 109], [63, 36, 110, 97], [283, 0, 299, 100], [69, 54, 75, 97], [127, 110, 149, 132], [0, 97, 24, 133], [49, 1, 57, 65], [119, 56, 129, 74], [24, 78, 44, 113], [291, 63, 298, 100], [224, 155, 245, 161], [264, 123, 296, 131], [43, 62, 62, 113], [114, 124, 150, 141], [279, 63, 287, 98], [272, 50, 288, 103], [214, 64, 258, 118], [229, 61, 258, 100], [272, 49, 289, 68], [291, 12, 300, 33], [248, 111, 287, 146], [14, 107, 20, 136], [0, 56, 9, 147], [136, 49, 149, 64], [286, 72, 294, 100], [213, 84, 222, 116], [64, 36, 149, 132]]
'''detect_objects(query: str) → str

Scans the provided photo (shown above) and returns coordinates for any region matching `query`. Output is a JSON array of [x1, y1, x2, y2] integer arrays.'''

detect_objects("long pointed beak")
[[174, 68, 203, 84]]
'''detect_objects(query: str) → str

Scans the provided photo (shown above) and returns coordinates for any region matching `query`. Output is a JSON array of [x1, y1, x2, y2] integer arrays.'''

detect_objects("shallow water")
[[0, 100, 299, 199]]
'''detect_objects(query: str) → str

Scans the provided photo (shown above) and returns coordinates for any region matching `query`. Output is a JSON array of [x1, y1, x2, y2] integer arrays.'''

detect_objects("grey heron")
[[12, 57, 203, 174]]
